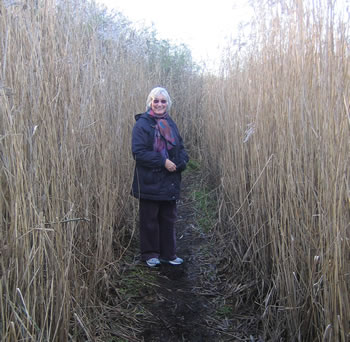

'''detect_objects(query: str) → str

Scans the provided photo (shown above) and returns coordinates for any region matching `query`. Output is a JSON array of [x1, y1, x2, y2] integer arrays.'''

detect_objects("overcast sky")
[[97, 0, 253, 69], [97, 0, 349, 70]]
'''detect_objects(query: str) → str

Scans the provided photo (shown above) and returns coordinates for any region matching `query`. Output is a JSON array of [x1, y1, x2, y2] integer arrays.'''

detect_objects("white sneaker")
[[160, 257, 183, 265], [146, 258, 160, 267]]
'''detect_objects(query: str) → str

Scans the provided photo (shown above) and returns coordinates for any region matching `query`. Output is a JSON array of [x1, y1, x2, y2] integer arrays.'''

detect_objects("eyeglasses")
[[153, 99, 167, 104]]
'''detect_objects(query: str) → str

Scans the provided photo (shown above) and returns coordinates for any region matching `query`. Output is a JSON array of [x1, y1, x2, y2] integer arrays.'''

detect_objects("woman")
[[131, 87, 189, 267]]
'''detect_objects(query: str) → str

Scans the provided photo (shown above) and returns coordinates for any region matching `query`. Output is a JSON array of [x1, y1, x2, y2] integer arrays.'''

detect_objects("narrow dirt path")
[[113, 170, 263, 341], [139, 171, 219, 341]]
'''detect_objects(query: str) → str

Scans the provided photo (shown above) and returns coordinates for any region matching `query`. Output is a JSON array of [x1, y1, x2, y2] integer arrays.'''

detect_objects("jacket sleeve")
[[176, 133, 189, 172], [132, 121, 166, 168], [170, 120, 189, 172]]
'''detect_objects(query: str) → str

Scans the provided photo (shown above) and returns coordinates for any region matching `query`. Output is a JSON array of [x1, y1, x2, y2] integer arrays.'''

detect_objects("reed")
[[201, 1, 349, 340], [0, 0, 200, 339], [2, 0, 348, 340]]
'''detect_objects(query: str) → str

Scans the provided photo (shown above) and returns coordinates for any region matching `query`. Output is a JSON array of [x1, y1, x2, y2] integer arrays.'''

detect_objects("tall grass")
[[201, 1, 349, 340], [2, 0, 348, 340], [0, 0, 200, 339]]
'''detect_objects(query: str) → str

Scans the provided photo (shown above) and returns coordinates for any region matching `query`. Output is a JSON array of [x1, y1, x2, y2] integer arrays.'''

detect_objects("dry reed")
[[200, 1, 349, 340], [2, 0, 348, 340], [0, 0, 200, 340]]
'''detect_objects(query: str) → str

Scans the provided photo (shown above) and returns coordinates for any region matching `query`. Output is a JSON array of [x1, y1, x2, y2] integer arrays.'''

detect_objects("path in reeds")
[[116, 170, 263, 342], [139, 171, 218, 342]]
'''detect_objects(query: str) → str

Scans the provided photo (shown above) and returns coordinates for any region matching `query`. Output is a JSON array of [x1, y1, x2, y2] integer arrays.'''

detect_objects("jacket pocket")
[[144, 168, 164, 185]]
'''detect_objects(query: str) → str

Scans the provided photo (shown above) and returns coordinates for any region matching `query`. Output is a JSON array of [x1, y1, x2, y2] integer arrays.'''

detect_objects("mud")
[[140, 217, 217, 340]]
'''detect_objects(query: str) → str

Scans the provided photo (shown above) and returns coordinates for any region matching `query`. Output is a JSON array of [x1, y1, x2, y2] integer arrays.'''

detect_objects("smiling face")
[[151, 94, 168, 115]]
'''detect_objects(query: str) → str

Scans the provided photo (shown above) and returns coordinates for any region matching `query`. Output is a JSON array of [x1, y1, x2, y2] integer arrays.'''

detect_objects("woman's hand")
[[165, 159, 177, 172]]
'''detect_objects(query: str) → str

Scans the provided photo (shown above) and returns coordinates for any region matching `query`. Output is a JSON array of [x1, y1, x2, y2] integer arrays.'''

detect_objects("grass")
[[117, 266, 158, 300], [216, 304, 234, 318], [186, 159, 201, 171], [192, 188, 217, 233]]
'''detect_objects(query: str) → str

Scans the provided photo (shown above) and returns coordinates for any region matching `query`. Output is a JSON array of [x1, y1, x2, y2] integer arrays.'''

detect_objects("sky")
[[97, 0, 253, 70]]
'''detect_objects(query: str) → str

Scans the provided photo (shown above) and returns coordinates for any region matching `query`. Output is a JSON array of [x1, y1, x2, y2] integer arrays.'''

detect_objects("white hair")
[[146, 87, 172, 111]]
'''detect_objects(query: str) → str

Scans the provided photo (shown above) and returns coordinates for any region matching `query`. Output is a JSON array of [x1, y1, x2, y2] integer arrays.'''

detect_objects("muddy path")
[[139, 173, 218, 341], [114, 170, 263, 341]]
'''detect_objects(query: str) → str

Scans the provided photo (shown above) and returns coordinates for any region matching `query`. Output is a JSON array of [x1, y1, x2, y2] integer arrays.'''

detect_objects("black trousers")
[[139, 199, 177, 261]]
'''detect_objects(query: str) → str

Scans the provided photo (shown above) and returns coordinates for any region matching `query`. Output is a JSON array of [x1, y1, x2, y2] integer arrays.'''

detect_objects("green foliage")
[[144, 33, 200, 83], [118, 267, 157, 299], [216, 304, 234, 318], [186, 159, 201, 171], [192, 187, 217, 233]]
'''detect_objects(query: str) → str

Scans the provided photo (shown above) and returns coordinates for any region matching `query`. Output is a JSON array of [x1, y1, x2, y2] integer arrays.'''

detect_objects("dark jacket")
[[131, 112, 189, 201]]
